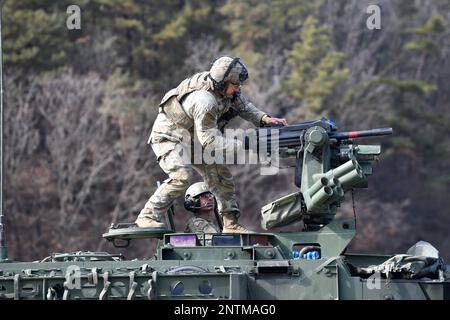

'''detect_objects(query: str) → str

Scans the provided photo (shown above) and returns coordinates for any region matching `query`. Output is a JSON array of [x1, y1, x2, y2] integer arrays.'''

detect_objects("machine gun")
[[248, 118, 392, 230]]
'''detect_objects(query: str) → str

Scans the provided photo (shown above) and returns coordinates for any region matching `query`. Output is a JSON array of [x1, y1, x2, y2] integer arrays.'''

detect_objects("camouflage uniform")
[[185, 216, 220, 246], [185, 217, 221, 234], [137, 57, 268, 230]]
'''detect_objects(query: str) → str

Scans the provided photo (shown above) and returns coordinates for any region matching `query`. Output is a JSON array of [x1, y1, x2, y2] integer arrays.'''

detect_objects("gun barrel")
[[329, 127, 393, 140], [249, 124, 393, 152]]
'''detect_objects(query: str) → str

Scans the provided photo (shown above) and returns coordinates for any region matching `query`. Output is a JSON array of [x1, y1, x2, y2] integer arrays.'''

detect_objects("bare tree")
[[4, 69, 164, 260]]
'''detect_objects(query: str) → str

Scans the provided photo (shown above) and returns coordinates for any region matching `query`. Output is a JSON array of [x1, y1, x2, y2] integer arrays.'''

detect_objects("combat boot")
[[135, 208, 166, 228], [221, 213, 253, 233]]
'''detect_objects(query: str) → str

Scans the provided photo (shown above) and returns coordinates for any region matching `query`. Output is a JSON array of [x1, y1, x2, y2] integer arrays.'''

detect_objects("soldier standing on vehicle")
[[135, 56, 287, 233]]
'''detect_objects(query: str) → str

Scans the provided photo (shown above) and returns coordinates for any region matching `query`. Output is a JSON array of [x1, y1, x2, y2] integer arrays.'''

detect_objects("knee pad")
[[172, 168, 193, 188]]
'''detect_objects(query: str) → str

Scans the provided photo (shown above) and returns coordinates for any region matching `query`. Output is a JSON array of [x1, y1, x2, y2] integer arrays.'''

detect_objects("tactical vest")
[[159, 72, 214, 130]]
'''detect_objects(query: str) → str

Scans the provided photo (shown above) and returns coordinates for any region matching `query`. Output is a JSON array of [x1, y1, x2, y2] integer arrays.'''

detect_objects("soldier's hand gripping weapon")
[[245, 118, 392, 230]]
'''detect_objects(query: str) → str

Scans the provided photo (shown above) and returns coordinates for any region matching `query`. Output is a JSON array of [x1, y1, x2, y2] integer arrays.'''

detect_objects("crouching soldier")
[[135, 56, 287, 232]]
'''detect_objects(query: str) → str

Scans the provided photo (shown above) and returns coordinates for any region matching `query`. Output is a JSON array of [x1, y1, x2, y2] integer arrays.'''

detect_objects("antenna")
[[0, 0, 8, 262]]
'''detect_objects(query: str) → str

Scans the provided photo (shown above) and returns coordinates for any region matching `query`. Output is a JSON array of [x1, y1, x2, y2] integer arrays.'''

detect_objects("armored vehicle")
[[0, 119, 448, 300]]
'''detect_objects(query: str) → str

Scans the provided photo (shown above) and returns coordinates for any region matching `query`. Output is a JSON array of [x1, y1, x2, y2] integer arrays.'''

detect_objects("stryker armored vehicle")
[[0, 118, 449, 300]]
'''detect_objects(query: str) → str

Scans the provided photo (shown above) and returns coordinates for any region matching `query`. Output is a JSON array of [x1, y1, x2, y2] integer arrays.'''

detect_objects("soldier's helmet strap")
[[209, 57, 247, 91]]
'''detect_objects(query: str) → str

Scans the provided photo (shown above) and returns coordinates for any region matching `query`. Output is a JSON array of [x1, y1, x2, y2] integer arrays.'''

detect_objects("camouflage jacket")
[[185, 216, 221, 234], [148, 72, 267, 159]]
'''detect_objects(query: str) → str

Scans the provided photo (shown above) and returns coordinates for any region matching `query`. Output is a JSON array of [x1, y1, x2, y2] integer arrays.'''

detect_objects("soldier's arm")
[[235, 95, 288, 126], [233, 95, 268, 127], [192, 92, 243, 152]]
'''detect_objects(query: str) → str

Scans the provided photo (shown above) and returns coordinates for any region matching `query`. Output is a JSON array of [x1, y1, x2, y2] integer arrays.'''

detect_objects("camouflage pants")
[[142, 140, 240, 217]]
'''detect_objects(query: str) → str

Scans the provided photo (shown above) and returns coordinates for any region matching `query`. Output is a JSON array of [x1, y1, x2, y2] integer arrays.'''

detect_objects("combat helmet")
[[208, 56, 249, 91], [184, 182, 214, 213]]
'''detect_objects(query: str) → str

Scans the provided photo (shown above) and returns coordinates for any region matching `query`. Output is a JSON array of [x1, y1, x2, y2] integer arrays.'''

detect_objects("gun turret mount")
[[259, 118, 391, 231]]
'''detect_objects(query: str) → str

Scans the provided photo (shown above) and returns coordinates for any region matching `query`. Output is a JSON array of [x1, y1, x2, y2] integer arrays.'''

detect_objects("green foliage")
[[379, 78, 436, 96], [3, 0, 226, 83], [114, 18, 145, 33], [3, 1, 75, 71], [412, 16, 445, 35], [103, 68, 157, 116], [284, 16, 348, 117], [153, 1, 212, 44], [404, 16, 445, 52], [220, 0, 323, 52]]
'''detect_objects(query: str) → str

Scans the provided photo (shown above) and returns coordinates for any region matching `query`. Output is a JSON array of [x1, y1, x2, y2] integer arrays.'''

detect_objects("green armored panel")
[[161, 247, 253, 261], [156, 273, 248, 300], [248, 260, 339, 300]]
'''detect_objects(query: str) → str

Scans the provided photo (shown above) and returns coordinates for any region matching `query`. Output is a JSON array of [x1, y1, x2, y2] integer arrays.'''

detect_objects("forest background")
[[3, 0, 450, 261]]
